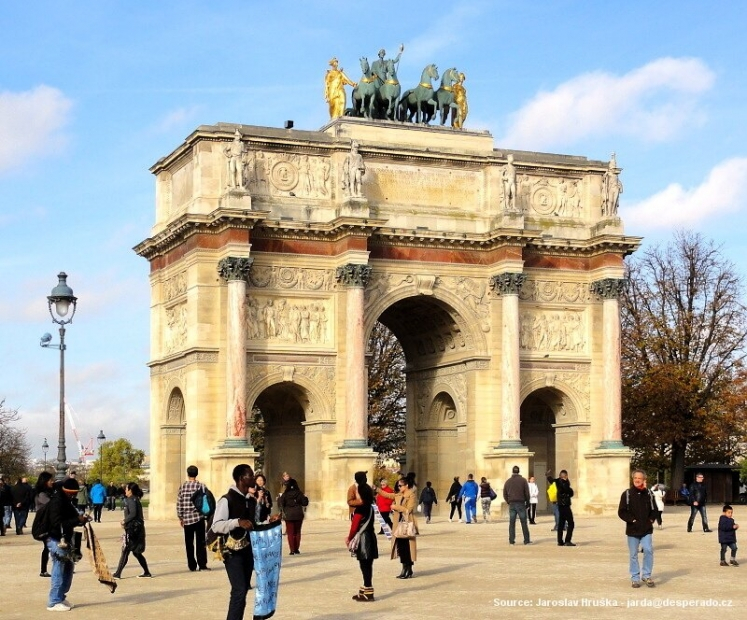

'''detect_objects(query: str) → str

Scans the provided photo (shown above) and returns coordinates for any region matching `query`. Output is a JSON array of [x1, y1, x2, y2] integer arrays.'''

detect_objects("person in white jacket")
[[528, 476, 539, 525]]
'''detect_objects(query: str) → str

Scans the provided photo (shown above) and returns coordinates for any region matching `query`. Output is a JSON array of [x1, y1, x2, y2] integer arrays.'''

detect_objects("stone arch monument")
[[135, 117, 639, 519]]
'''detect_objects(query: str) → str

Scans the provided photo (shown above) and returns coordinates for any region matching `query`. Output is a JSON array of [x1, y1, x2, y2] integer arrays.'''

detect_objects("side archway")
[[162, 387, 186, 505]]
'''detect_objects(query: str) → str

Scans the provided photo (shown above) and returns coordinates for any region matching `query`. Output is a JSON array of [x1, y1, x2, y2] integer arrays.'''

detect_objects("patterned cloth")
[[83, 521, 117, 593], [176, 480, 203, 527]]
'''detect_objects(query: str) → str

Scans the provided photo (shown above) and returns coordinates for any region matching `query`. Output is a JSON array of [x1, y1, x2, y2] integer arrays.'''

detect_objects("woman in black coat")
[[446, 476, 463, 522], [34, 472, 55, 577], [113, 482, 151, 578], [345, 482, 378, 602]]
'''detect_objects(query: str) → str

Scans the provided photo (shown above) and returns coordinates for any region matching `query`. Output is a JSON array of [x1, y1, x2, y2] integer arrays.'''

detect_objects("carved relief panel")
[[528, 177, 584, 218], [246, 296, 332, 347], [164, 303, 187, 355], [519, 309, 586, 354], [163, 270, 187, 302], [248, 266, 334, 291], [243, 151, 331, 199]]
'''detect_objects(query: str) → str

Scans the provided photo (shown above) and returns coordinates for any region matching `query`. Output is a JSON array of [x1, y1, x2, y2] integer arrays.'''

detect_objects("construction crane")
[[65, 402, 95, 464]]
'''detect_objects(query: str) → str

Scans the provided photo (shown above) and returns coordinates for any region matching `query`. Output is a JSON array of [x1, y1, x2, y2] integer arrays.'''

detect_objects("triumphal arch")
[[136, 114, 640, 519]]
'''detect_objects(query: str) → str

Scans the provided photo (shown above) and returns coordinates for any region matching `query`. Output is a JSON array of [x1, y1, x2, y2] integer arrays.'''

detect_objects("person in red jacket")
[[375, 479, 394, 534]]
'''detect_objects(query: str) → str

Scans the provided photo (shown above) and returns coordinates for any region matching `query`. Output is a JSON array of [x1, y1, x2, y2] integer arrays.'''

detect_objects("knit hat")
[[354, 471, 367, 485], [62, 478, 80, 493]]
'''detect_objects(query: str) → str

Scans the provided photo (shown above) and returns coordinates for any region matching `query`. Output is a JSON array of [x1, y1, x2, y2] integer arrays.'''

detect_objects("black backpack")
[[32, 502, 51, 541], [191, 485, 216, 518]]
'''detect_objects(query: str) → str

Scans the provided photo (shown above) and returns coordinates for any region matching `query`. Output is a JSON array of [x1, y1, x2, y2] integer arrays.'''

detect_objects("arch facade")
[[137, 117, 640, 518]]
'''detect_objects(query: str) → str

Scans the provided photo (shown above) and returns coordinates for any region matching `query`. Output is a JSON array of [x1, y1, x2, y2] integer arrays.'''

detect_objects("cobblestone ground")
[[1, 505, 744, 619]]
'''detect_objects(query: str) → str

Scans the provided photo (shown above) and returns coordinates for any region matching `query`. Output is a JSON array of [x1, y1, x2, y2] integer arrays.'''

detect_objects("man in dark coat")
[[618, 469, 657, 588], [11, 477, 33, 534], [46, 478, 90, 611], [687, 472, 712, 532], [503, 465, 531, 545], [555, 470, 575, 546]]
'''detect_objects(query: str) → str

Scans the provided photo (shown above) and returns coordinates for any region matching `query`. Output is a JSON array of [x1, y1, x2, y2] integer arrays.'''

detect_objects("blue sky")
[[2, 1, 747, 461]]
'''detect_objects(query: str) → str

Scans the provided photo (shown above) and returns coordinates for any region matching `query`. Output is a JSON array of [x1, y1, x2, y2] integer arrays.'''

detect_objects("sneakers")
[[40, 572, 51, 578], [643, 578, 655, 588], [47, 603, 70, 612], [61, 601, 74, 609], [721, 561, 729, 566], [631, 581, 641, 588], [731, 560, 740, 566], [137, 573, 153, 578]]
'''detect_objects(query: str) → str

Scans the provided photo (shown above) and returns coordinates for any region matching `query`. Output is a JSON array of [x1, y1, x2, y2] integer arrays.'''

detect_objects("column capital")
[[489, 272, 527, 296], [590, 277, 627, 300], [335, 263, 372, 288], [218, 257, 254, 282]]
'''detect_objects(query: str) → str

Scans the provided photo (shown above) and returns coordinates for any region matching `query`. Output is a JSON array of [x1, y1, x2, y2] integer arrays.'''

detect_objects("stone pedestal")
[[328, 447, 377, 519], [582, 447, 632, 514], [220, 188, 253, 210], [209, 446, 261, 489], [483, 447, 534, 519], [338, 196, 369, 218]]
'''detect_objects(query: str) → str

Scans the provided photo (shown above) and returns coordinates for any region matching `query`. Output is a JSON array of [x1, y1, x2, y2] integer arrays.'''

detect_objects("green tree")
[[0, 399, 30, 479], [88, 438, 145, 485], [367, 322, 406, 461], [621, 231, 747, 485]]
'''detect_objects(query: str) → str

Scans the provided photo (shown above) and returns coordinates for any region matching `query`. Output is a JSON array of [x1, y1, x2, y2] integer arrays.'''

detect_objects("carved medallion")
[[270, 160, 299, 191], [532, 182, 556, 215]]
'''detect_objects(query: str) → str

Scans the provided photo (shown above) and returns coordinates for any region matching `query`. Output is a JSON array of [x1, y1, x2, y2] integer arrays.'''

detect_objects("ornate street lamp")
[[42, 438, 49, 471], [97, 429, 106, 483], [40, 272, 78, 482]]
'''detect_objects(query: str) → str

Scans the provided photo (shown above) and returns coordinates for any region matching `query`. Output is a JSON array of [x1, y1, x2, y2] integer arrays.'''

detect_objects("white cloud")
[[623, 157, 747, 230], [0, 85, 73, 173], [500, 57, 715, 150], [151, 105, 202, 134]]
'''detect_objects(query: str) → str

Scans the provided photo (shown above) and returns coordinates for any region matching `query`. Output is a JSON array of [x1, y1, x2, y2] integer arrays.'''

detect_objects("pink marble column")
[[218, 257, 253, 447], [491, 273, 526, 448], [336, 264, 372, 448], [591, 278, 627, 449]]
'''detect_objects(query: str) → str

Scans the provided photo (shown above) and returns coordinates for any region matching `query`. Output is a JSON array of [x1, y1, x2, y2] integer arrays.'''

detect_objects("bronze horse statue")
[[376, 58, 401, 120], [397, 64, 440, 124], [351, 57, 378, 119]]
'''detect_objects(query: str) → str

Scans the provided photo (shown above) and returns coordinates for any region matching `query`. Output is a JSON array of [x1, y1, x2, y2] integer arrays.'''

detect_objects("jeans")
[[509, 502, 531, 544], [422, 502, 433, 521], [92, 504, 104, 522], [721, 543, 738, 561], [687, 504, 709, 531], [183, 519, 207, 570], [224, 546, 254, 620], [552, 503, 559, 529], [627, 534, 653, 581], [13, 507, 29, 531], [47, 538, 75, 607], [3, 505, 13, 528], [464, 498, 477, 523]]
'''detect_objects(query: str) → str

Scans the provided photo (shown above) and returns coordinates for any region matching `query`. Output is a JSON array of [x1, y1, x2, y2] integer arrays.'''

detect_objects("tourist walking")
[[345, 481, 378, 602], [212, 464, 258, 620], [528, 476, 539, 524], [375, 478, 394, 533], [0, 476, 12, 535], [278, 478, 308, 555], [176, 465, 210, 572], [718, 504, 739, 566], [419, 481, 437, 523], [687, 472, 712, 532], [11, 477, 33, 534], [458, 474, 479, 524], [34, 472, 54, 577], [651, 483, 665, 529], [446, 476, 462, 522], [618, 469, 657, 588], [503, 466, 531, 545], [89, 479, 106, 523], [113, 482, 151, 579], [479, 477, 495, 523], [556, 470, 575, 546], [378, 473, 419, 579]]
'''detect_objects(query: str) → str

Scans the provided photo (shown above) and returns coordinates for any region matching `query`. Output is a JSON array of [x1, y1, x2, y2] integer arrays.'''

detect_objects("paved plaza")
[[1, 504, 745, 619]]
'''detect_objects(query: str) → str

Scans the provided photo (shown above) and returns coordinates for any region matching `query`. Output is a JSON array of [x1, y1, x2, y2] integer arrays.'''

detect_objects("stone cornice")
[[148, 348, 220, 373], [134, 208, 269, 261], [370, 227, 537, 250], [524, 234, 642, 259], [252, 216, 387, 243]]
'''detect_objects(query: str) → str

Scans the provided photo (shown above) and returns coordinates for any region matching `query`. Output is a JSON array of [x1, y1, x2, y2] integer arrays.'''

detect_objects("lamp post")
[[40, 272, 78, 482], [97, 430, 106, 483], [42, 438, 49, 471]]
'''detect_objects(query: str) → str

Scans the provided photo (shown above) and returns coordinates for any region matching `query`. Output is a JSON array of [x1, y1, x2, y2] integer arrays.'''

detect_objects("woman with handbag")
[[345, 482, 378, 601], [278, 478, 307, 555], [378, 472, 418, 579], [112, 482, 151, 578]]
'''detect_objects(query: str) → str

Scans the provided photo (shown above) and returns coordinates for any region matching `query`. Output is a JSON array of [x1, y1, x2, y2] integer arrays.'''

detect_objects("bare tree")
[[621, 231, 747, 485], [367, 322, 406, 460], [0, 400, 31, 479]]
